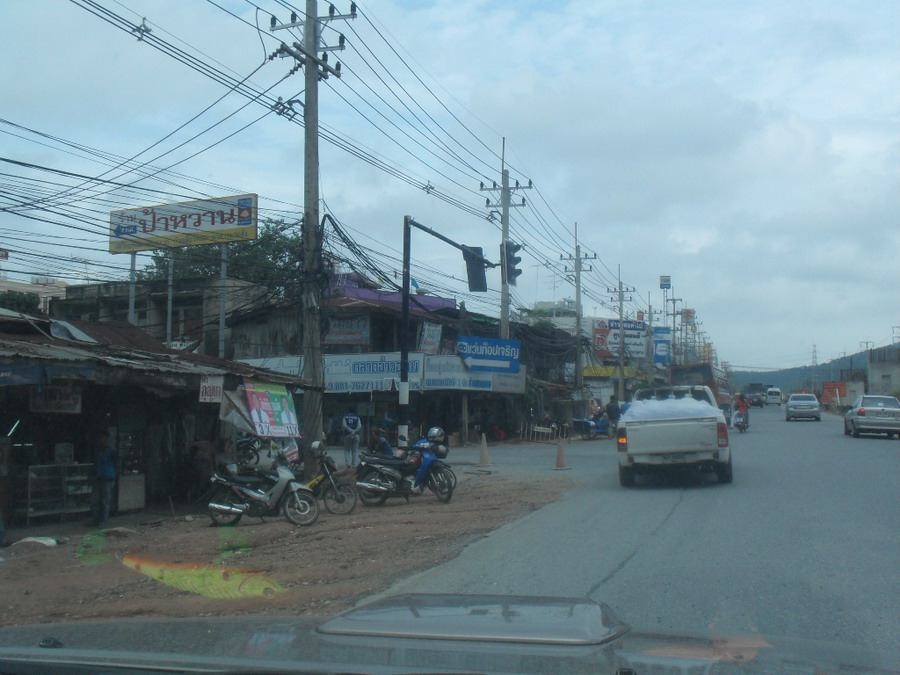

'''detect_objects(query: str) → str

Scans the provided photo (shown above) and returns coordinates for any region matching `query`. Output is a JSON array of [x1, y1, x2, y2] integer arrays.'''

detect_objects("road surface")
[[373, 405, 899, 662]]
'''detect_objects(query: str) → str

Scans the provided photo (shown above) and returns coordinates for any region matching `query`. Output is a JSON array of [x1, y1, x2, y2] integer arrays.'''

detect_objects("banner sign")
[[652, 326, 673, 365], [324, 316, 370, 345], [109, 193, 258, 253], [199, 375, 224, 403], [457, 336, 521, 374], [244, 381, 299, 437]]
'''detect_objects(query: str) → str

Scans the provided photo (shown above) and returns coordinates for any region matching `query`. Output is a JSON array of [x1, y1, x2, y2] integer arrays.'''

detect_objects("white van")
[[766, 388, 783, 406]]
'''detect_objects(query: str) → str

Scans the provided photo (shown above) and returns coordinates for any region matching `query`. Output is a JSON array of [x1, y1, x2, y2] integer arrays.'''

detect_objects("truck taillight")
[[617, 427, 627, 452], [717, 422, 729, 448]]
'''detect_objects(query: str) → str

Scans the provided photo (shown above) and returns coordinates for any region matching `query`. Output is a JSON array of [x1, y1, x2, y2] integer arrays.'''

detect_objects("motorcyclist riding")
[[731, 393, 750, 428]]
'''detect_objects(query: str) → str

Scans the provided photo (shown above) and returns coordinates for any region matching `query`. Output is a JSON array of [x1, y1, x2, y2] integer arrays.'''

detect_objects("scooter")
[[355, 428, 454, 506], [734, 411, 749, 432], [208, 451, 319, 526]]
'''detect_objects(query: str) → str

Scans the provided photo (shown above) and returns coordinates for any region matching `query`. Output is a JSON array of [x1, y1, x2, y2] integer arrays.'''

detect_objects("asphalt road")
[[374, 405, 900, 662]]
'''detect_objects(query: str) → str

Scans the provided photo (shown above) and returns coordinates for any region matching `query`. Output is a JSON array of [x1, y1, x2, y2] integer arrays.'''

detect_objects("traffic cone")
[[553, 437, 571, 470], [477, 433, 491, 466]]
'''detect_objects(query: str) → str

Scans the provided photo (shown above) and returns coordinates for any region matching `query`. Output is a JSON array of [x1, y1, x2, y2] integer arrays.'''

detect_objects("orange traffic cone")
[[477, 433, 491, 467], [553, 437, 571, 470]]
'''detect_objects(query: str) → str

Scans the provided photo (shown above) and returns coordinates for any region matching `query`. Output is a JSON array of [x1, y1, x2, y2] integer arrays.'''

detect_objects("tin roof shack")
[[49, 277, 268, 356], [0, 310, 303, 525]]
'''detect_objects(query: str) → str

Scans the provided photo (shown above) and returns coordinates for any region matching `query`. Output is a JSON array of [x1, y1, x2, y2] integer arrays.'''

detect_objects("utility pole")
[[561, 223, 596, 398], [667, 295, 682, 366], [481, 138, 531, 339], [646, 291, 662, 366], [607, 266, 635, 401], [272, 2, 354, 475]]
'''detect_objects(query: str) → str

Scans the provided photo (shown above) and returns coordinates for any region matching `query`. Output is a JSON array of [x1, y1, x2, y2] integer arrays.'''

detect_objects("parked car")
[[785, 393, 821, 421], [843, 395, 900, 438]]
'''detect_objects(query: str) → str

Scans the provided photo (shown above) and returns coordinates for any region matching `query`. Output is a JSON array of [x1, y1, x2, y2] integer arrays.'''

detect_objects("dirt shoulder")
[[0, 469, 573, 627]]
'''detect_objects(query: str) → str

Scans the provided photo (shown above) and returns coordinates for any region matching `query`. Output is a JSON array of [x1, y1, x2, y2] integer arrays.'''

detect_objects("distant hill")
[[729, 351, 870, 394]]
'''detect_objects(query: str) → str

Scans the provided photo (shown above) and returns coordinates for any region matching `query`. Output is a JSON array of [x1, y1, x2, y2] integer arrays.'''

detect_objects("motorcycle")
[[355, 427, 455, 506], [734, 411, 749, 432], [208, 451, 320, 526], [302, 443, 358, 515]]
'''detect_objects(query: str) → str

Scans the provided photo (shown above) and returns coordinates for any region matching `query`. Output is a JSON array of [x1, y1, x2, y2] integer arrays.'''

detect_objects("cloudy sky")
[[1, 0, 897, 370]]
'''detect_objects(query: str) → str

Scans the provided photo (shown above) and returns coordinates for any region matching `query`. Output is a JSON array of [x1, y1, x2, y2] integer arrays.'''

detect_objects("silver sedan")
[[843, 395, 900, 438], [785, 393, 821, 421]]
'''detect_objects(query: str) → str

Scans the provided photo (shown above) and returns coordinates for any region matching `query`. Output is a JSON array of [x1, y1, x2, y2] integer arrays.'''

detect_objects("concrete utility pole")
[[646, 292, 662, 364], [608, 266, 634, 401], [561, 223, 596, 397], [481, 139, 531, 339], [667, 295, 682, 366], [272, 1, 354, 475]]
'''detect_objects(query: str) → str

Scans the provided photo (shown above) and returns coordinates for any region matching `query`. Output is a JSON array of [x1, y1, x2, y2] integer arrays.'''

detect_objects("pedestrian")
[[369, 427, 392, 456], [342, 407, 362, 467], [605, 395, 620, 437], [90, 430, 117, 528]]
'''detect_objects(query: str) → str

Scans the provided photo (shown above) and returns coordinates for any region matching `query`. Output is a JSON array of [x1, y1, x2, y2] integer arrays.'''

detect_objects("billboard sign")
[[324, 316, 370, 345], [324, 352, 425, 393], [659, 275, 671, 289], [652, 326, 672, 365], [457, 336, 521, 374], [593, 319, 648, 358], [109, 193, 258, 253]]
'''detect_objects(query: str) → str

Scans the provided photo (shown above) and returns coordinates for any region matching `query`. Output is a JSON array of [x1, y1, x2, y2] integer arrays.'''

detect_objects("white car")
[[843, 395, 900, 438]]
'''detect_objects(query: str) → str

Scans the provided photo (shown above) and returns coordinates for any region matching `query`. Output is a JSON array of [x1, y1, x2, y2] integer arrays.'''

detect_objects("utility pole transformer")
[[272, 1, 355, 476]]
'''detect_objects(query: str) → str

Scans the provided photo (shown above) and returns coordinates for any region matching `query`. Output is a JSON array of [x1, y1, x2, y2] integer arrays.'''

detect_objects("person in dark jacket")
[[605, 395, 621, 435], [90, 430, 117, 528]]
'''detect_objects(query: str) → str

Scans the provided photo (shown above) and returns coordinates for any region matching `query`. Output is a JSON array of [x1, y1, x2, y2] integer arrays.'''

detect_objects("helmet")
[[427, 426, 444, 441]]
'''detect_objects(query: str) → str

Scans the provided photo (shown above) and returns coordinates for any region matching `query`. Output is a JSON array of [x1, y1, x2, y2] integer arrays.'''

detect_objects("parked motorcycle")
[[208, 451, 319, 526], [355, 427, 455, 506], [303, 442, 357, 515]]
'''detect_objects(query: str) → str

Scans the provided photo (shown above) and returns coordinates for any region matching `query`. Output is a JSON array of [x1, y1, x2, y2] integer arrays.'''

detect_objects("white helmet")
[[427, 426, 444, 441]]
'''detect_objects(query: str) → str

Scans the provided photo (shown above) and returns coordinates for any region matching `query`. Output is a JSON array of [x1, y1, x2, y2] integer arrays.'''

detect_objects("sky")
[[0, 0, 897, 371]]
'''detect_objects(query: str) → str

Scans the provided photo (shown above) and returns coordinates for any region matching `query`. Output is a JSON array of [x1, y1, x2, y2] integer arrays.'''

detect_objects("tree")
[[0, 290, 41, 314], [138, 219, 310, 300]]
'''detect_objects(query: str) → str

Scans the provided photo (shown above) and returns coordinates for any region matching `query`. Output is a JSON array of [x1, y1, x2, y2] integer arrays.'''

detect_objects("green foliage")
[[0, 290, 41, 314], [138, 220, 305, 299]]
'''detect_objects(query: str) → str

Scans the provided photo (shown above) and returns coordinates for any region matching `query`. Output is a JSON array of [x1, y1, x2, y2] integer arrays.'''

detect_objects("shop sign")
[[324, 352, 424, 393], [244, 381, 299, 437], [199, 375, 224, 403], [423, 356, 526, 393], [29, 385, 82, 414], [324, 316, 370, 345], [418, 322, 443, 354]]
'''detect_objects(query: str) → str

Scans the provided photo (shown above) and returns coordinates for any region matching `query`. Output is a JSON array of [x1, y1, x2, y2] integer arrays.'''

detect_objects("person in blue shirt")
[[90, 430, 117, 528], [341, 408, 362, 467]]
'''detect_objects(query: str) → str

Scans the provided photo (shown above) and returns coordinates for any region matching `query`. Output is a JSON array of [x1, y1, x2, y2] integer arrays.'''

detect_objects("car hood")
[[0, 594, 893, 673]]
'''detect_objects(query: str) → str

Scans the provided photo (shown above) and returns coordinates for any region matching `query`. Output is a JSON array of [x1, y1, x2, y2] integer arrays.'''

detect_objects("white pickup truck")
[[616, 385, 732, 486]]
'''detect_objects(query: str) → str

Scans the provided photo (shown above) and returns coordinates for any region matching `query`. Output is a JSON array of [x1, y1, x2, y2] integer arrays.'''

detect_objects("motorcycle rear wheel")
[[208, 487, 244, 526], [322, 482, 357, 515], [282, 491, 320, 526], [357, 469, 388, 507], [428, 467, 454, 503]]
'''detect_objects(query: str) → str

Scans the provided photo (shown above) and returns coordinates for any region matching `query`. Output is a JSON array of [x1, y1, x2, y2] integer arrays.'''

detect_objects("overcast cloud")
[[0, 0, 897, 370]]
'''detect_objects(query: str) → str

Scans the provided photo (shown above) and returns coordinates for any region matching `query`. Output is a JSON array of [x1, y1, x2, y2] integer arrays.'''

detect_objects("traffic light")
[[461, 246, 488, 292], [502, 241, 523, 286]]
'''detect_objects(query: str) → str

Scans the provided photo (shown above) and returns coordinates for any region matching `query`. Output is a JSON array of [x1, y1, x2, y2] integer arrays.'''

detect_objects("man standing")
[[90, 430, 117, 528], [342, 408, 362, 467]]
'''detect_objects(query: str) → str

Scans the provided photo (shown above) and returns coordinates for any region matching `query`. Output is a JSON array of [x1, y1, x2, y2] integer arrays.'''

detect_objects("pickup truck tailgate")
[[623, 416, 722, 454]]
